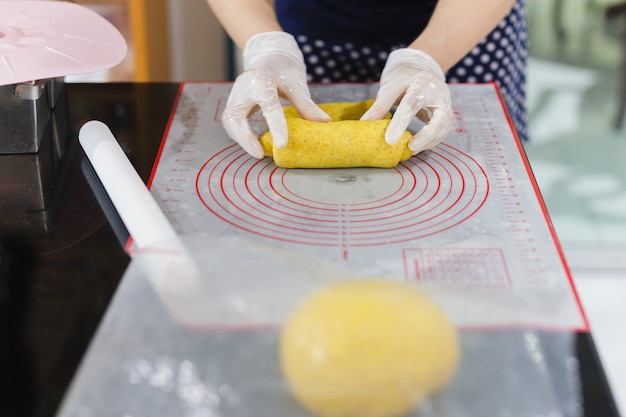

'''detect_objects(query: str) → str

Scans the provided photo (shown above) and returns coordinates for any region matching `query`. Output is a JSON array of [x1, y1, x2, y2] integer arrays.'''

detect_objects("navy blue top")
[[275, 0, 439, 46]]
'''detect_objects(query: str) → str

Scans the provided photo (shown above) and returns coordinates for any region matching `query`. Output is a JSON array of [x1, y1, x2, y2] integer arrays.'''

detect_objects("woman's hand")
[[221, 31, 331, 159], [361, 48, 454, 155]]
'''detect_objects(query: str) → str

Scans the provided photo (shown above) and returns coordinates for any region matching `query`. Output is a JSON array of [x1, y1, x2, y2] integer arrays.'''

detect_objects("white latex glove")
[[361, 48, 454, 155], [221, 31, 331, 159]]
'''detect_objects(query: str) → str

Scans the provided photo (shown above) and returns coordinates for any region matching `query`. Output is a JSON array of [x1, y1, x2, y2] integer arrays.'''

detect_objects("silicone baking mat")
[[145, 82, 587, 330], [56, 82, 592, 417]]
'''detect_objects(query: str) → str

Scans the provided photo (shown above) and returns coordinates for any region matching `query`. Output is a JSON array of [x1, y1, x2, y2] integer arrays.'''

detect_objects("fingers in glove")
[[261, 94, 290, 149], [289, 94, 332, 122], [222, 108, 266, 159], [277, 69, 331, 122], [386, 73, 453, 146], [221, 77, 264, 157], [408, 106, 454, 154], [243, 69, 293, 149], [359, 82, 406, 121], [222, 69, 286, 157], [384, 89, 427, 145]]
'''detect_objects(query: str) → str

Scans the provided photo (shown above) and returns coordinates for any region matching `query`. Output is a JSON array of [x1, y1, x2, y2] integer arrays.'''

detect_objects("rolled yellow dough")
[[280, 279, 460, 417], [259, 100, 413, 169]]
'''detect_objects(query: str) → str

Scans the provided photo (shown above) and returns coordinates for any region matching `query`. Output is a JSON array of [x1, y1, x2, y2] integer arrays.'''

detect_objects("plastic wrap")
[[57, 234, 583, 417]]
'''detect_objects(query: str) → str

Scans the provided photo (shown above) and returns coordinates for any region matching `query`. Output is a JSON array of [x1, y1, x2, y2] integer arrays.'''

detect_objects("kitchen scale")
[[58, 82, 592, 417]]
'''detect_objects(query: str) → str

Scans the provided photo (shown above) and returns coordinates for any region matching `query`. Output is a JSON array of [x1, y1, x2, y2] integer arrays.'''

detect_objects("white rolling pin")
[[79, 120, 180, 250], [78, 120, 200, 303]]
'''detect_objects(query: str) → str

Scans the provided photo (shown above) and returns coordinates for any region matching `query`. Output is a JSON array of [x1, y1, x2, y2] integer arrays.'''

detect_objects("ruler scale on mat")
[[145, 82, 586, 331]]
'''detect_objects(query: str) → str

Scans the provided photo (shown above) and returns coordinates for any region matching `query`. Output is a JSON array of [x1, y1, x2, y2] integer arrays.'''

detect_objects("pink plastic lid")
[[0, 0, 127, 86]]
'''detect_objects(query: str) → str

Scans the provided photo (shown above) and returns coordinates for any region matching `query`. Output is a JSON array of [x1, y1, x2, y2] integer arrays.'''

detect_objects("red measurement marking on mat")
[[479, 96, 545, 281], [196, 143, 489, 251], [403, 247, 512, 287]]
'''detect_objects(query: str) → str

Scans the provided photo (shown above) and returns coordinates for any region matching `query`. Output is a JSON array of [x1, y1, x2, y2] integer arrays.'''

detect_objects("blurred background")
[[62, 0, 228, 82], [525, 0, 626, 270]]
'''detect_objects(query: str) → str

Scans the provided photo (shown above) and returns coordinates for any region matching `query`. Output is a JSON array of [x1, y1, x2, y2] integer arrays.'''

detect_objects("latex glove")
[[221, 31, 331, 159], [361, 48, 454, 155]]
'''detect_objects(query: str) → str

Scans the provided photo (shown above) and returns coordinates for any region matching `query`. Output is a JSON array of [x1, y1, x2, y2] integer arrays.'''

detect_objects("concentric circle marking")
[[196, 144, 490, 247]]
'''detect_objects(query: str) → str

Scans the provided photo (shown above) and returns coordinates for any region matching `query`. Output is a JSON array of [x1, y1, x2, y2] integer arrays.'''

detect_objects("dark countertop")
[[0, 82, 620, 417], [0, 82, 178, 417]]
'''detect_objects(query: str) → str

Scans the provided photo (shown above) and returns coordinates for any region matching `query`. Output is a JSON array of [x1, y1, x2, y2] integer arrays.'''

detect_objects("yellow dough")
[[280, 279, 460, 417], [259, 100, 413, 169]]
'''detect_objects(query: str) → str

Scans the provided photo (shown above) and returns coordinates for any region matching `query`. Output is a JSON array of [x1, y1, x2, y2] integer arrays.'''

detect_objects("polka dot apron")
[[294, 0, 528, 142]]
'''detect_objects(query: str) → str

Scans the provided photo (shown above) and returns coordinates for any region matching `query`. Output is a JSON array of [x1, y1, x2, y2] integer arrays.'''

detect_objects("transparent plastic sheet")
[[57, 234, 583, 417]]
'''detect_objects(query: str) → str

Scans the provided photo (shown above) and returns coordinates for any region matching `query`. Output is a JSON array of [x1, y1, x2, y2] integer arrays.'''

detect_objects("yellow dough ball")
[[259, 101, 414, 169], [280, 280, 460, 417]]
